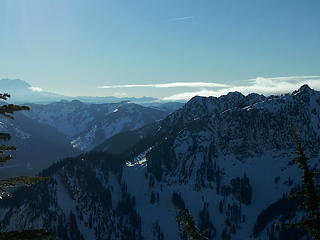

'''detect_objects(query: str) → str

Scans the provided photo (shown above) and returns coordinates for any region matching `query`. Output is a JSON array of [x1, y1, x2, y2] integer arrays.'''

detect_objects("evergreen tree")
[[0, 93, 53, 240], [285, 133, 320, 240], [176, 210, 208, 240]]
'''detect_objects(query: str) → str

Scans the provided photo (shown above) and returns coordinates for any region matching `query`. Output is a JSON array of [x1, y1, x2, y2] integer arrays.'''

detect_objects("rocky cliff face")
[[1, 85, 319, 240]]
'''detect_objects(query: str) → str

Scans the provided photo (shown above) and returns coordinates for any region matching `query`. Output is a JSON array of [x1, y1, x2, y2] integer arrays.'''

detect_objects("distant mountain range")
[[0, 78, 183, 105], [23, 100, 172, 151], [0, 85, 319, 239], [0, 99, 176, 177], [0, 112, 79, 178]]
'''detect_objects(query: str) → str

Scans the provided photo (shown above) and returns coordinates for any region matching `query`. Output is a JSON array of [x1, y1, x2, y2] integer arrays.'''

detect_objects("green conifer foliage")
[[286, 133, 320, 240], [0, 93, 53, 240], [176, 210, 208, 240]]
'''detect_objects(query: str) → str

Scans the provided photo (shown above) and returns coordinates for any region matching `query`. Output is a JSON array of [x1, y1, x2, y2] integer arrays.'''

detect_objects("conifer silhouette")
[[0, 93, 53, 240], [176, 209, 208, 240], [285, 133, 320, 240]]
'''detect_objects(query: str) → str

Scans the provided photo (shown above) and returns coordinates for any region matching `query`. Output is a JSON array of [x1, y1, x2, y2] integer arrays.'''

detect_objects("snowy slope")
[[24, 101, 168, 151], [0, 85, 319, 240], [0, 112, 79, 178]]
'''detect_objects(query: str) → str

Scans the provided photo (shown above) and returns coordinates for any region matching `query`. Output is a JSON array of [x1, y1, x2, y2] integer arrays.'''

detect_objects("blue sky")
[[1, 0, 320, 100]]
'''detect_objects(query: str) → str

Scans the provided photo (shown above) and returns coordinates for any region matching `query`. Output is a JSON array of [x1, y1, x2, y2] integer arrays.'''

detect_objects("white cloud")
[[163, 76, 320, 101], [165, 16, 194, 22], [28, 86, 43, 92], [99, 82, 229, 89]]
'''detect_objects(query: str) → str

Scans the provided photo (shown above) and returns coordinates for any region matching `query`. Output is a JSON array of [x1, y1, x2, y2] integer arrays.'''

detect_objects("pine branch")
[[287, 189, 306, 199], [0, 93, 52, 239], [0, 133, 11, 141], [0, 145, 16, 151], [0, 176, 48, 188], [0, 104, 30, 119], [0, 155, 13, 165], [0, 229, 54, 240], [0, 93, 10, 101], [285, 131, 320, 240], [0, 176, 49, 198]]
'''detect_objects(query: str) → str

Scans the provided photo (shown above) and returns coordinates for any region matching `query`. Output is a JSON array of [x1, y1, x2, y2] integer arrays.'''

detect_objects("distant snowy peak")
[[0, 113, 78, 177], [169, 84, 319, 123], [0, 78, 31, 89], [1, 85, 319, 240], [0, 78, 162, 104], [71, 103, 167, 151], [24, 101, 168, 151], [118, 85, 320, 183], [293, 84, 314, 95], [160, 91, 267, 129], [99, 85, 320, 159]]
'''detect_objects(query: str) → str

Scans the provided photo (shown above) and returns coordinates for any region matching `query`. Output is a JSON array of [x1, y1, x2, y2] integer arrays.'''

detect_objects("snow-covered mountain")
[[0, 78, 67, 103], [0, 85, 319, 240], [23, 100, 169, 151], [147, 102, 185, 113], [0, 78, 161, 104], [0, 112, 79, 178]]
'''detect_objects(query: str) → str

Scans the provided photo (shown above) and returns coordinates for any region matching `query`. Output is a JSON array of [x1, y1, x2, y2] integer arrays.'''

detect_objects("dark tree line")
[[230, 174, 252, 205]]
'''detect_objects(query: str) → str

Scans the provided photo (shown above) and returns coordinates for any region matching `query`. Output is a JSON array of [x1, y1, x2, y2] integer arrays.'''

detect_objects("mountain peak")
[[297, 84, 312, 92], [225, 91, 244, 98], [0, 78, 31, 90], [293, 84, 314, 97]]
